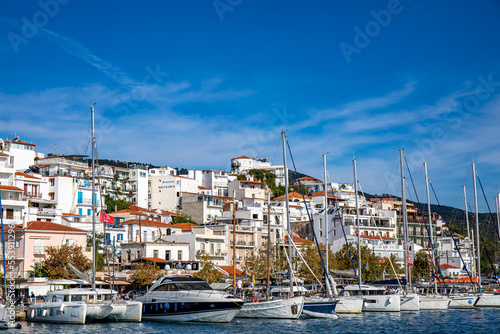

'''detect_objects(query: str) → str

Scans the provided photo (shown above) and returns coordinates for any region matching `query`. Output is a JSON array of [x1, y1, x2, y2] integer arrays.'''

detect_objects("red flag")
[[100, 211, 115, 225], [407, 256, 414, 268]]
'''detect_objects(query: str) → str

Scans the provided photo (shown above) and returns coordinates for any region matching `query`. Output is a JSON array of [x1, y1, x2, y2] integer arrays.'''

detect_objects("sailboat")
[[417, 162, 450, 310], [471, 163, 500, 307], [343, 158, 401, 312], [27, 104, 142, 323], [236, 131, 304, 319], [303, 154, 361, 315], [398, 150, 420, 311]]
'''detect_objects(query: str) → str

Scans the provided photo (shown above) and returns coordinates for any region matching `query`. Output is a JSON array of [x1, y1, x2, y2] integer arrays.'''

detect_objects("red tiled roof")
[[440, 264, 461, 269], [310, 191, 346, 200], [0, 185, 23, 192], [198, 186, 211, 190], [17, 221, 88, 233], [298, 176, 320, 181], [4, 140, 35, 146], [170, 223, 197, 232], [161, 211, 180, 216], [62, 212, 84, 217], [285, 235, 313, 244], [218, 266, 244, 276], [239, 180, 263, 184], [0, 152, 8, 157], [233, 155, 252, 160], [129, 205, 157, 213], [15, 172, 40, 180], [275, 192, 311, 200]]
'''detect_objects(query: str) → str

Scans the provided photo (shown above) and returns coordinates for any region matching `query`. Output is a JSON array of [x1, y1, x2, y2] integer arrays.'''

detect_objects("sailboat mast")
[[323, 154, 332, 297], [496, 194, 500, 242], [353, 158, 361, 284], [463, 185, 474, 278], [472, 162, 481, 292], [424, 162, 437, 294], [91, 103, 96, 291], [400, 150, 409, 293], [267, 191, 271, 293], [232, 189, 236, 291], [282, 131, 294, 297]]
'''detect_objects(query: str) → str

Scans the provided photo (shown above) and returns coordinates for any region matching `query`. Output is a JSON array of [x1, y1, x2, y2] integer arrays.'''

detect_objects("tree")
[[131, 262, 162, 288], [194, 252, 223, 283], [104, 194, 130, 213], [40, 244, 92, 279], [236, 174, 247, 181], [297, 242, 333, 284], [86, 233, 106, 271], [172, 215, 198, 225], [412, 250, 431, 282]]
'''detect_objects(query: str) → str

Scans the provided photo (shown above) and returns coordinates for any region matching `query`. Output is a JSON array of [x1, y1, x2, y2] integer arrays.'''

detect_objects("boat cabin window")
[[71, 295, 88, 301], [155, 282, 212, 291], [52, 295, 64, 302], [64, 295, 71, 302], [103, 294, 114, 300]]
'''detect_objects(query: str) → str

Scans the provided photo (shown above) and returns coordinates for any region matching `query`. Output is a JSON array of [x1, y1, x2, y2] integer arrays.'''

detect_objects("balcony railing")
[[34, 246, 46, 255]]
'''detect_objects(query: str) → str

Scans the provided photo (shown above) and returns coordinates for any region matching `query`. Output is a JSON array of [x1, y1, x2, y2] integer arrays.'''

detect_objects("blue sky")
[[1, 0, 500, 211]]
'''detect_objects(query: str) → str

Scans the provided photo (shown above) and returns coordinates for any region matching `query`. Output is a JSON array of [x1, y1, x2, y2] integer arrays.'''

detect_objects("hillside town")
[[0, 136, 476, 294]]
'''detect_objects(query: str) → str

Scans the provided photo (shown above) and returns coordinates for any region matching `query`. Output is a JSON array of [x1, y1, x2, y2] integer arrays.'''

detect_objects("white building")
[[230, 155, 285, 186], [0, 138, 36, 172], [149, 174, 199, 212]]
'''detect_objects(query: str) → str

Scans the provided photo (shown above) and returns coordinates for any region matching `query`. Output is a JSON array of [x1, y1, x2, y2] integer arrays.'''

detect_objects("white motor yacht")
[[27, 288, 142, 324], [137, 275, 244, 322]]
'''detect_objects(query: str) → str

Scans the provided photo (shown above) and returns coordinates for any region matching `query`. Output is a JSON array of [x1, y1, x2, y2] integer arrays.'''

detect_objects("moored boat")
[[237, 296, 304, 319], [137, 275, 244, 322], [344, 284, 401, 312]]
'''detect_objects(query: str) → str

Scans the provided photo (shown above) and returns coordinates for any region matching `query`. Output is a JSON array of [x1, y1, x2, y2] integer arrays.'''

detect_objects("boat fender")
[[388, 297, 392, 304], [252, 296, 259, 303], [42, 309, 47, 317], [60, 304, 65, 313]]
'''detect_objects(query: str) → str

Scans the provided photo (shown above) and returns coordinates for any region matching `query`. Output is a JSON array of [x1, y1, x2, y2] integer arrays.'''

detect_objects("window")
[[165, 250, 170, 260], [253, 214, 258, 219], [9, 156, 14, 165], [77, 192, 83, 204], [153, 250, 158, 258], [177, 250, 182, 261], [48, 192, 55, 200], [6, 209, 13, 220], [117, 234, 123, 241], [136, 251, 141, 259], [49, 179, 55, 186], [87, 209, 91, 216], [78, 208, 83, 215]]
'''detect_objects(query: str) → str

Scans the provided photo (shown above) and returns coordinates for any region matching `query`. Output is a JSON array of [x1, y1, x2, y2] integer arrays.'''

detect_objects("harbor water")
[[14, 308, 500, 334]]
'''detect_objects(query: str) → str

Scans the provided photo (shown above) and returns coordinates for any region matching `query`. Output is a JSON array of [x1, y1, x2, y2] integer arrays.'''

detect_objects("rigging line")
[[384, 152, 399, 195], [366, 214, 403, 289], [403, 153, 443, 284], [474, 171, 498, 277], [285, 138, 329, 284], [466, 200, 496, 276], [338, 213, 361, 289], [429, 181, 474, 286], [285, 228, 323, 287], [476, 170, 500, 238]]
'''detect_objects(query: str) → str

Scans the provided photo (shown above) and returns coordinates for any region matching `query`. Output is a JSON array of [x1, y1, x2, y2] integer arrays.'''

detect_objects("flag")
[[100, 211, 115, 225], [407, 256, 414, 268]]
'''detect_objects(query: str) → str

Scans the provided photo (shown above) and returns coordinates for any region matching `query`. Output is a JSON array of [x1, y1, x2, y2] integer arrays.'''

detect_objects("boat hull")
[[334, 296, 363, 314], [400, 294, 420, 311], [362, 295, 400, 312], [419, 295, 450, 310], [141, 302, 242, 322], [448, 295, 478, 309], [86, 300, 143, 322], [27, 302, 87, 324], [303, 298, 336, 315], [236, 297, 304, 319], [475, 294, 500, 307]]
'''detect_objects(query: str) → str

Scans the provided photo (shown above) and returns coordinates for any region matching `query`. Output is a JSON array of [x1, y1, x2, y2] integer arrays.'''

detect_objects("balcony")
[[34, 246, 46, 255], [232, 241, 255, 248]]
